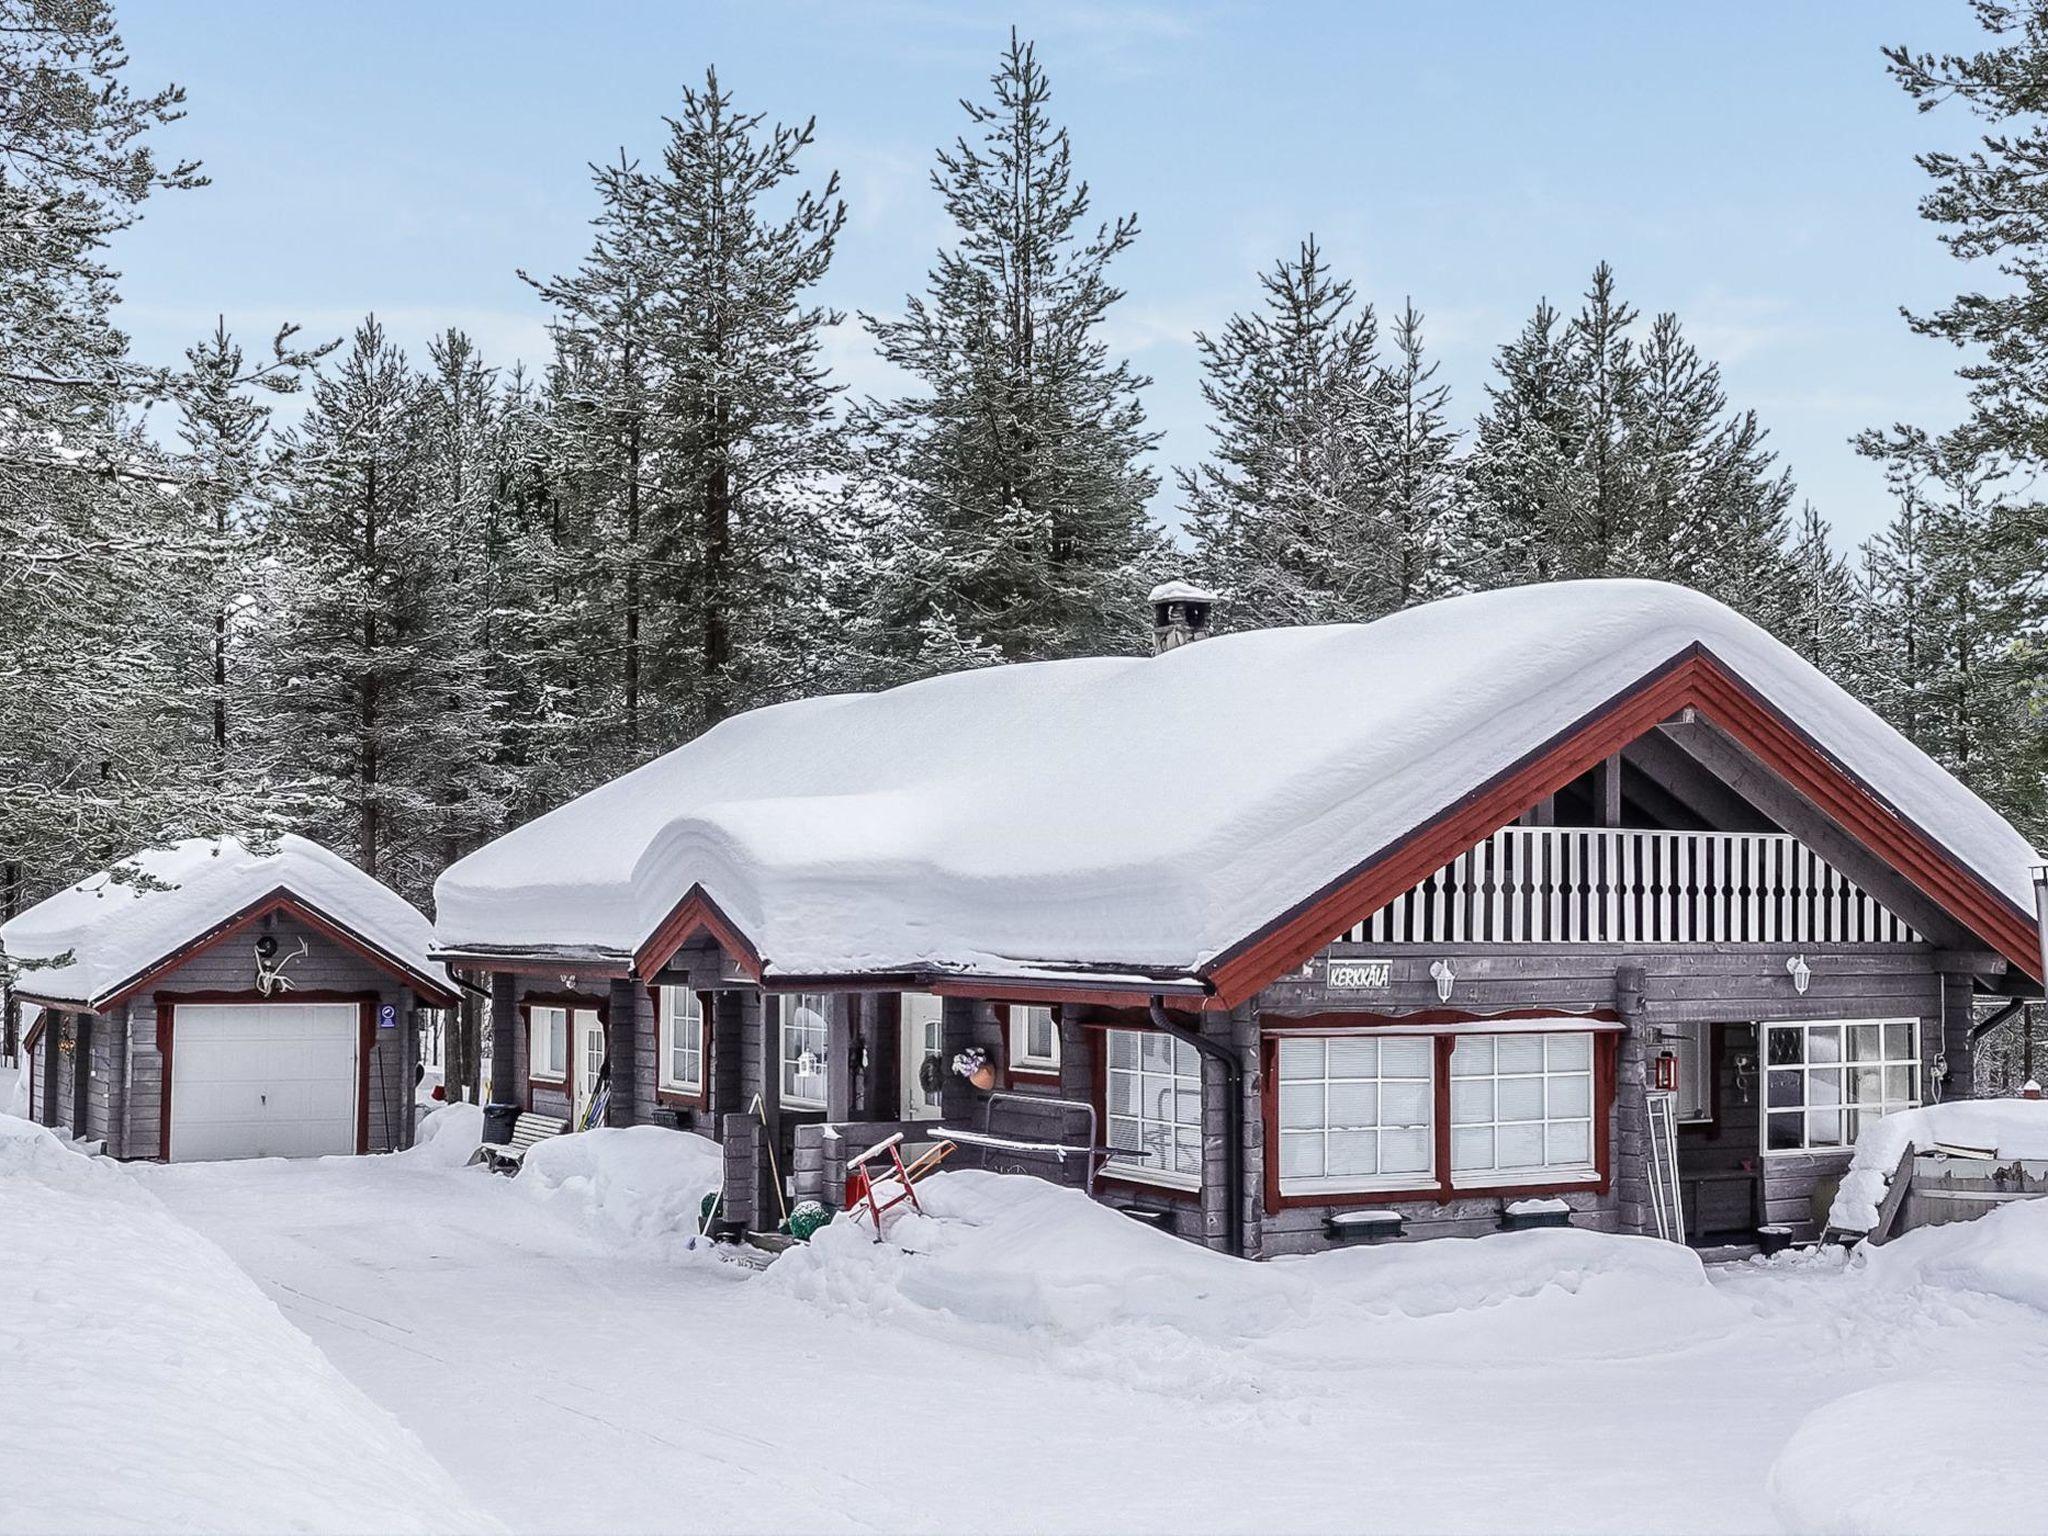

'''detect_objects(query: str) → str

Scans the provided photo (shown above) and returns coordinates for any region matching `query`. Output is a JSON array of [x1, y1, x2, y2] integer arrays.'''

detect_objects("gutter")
[[1148, 996, 1245, 1259], [1969, 997, 2028, 1048]]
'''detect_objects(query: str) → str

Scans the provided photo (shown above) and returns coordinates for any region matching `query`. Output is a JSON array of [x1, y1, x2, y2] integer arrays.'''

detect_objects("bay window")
[[1105, 1029, 1202, 1188], [529, 1005, 567, 1081], [1764, 1019, 1918, 1154], [658, 986, 704, 1096], [778, 993, 830, 1109], [1448, 1033, 1596, 1185], [1277, 1035, 1434, 1193]]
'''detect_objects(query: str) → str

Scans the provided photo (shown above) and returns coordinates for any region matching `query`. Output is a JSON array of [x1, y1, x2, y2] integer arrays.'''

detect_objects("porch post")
[[38, 1010, 59, 1128], [825, 993, 857, 1122], [605, 976, 637, 1126], [488, 971, 518, 1107], [1611, 963, 1654, 1236]]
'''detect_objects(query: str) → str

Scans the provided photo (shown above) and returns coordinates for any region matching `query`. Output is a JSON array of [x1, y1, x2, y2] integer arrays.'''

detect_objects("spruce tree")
[[855, 31, 1164, 664], [1782, 502, 1863, 683]]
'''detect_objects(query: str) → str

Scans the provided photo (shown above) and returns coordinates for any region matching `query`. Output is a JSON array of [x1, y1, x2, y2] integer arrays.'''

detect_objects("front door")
[[901, 993, 945, 1121], [572, 1008, 606, 1127]]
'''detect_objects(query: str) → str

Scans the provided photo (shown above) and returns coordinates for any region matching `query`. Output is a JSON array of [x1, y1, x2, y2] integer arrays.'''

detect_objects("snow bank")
[[435, 580, 2040, 979], [0, 833, 449, 1007], [402, 1100, 484, 1167], [1772, 1373, 2048, 1534], [763, 1170, 1737, 1396], [0, 1114, 496, 1534], [514, 1124, 723, 1248], [1827, 1099, 2048, 1233]]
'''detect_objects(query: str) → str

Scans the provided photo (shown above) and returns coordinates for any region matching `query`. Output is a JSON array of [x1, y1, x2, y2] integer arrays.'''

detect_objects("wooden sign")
[[1326, 959, 1392, 990]]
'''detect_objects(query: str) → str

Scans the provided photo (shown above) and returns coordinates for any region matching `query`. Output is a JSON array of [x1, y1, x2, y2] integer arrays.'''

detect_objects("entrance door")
[[169, 1002, 359, 1161], [900, 993, 945, 1121], [572, 1008, 606, 1126]]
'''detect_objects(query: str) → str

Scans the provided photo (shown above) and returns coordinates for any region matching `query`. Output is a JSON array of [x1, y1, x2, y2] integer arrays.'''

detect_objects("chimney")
[[1150, 579, 1219, 654]]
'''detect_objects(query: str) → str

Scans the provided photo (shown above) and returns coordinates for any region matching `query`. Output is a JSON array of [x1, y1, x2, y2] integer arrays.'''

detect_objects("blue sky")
[[111, 1, 1988, 549]]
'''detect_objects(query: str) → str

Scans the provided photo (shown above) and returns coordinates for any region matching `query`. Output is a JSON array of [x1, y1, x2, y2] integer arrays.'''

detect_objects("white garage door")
[[169, 1003, 359, 1162]]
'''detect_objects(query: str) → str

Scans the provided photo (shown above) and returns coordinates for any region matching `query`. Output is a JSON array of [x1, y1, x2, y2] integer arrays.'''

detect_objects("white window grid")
[[1105, 1029, 1202, 1189], [1277, 1034, 1436, 1194], [660, 986, 703, 1092], [1763, 1018, 1918, 1155], [780, 993, 830, 1109], [1448, 1032, 1596, 1185]]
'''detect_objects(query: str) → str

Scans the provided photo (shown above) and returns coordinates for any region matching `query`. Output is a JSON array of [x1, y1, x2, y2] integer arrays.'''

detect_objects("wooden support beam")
[[1596, 752, 1624, 829], [1624, 732, 1775, 832]]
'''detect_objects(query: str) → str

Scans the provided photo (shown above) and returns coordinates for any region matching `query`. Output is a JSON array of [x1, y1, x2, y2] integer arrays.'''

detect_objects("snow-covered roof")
[[432, 580, 2043, 984], [1149, 579, 1219, 605], [2, 835, 453, 1008]]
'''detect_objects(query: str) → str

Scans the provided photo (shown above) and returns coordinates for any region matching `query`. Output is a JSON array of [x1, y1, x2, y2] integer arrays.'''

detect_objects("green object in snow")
[[699, 1191, 719, 1226], [787, 1200, 830, 1241]]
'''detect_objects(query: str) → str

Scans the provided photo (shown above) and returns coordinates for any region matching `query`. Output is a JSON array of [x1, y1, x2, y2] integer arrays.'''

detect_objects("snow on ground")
[[1828, 1098, 2048, 1231], [104, 1142, 2048, 1535], [0, 1115, 494, 1535]]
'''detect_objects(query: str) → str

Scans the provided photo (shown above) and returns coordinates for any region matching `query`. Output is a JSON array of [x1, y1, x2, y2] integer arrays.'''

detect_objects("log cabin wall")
[[1248, 940, 1963, 1254]]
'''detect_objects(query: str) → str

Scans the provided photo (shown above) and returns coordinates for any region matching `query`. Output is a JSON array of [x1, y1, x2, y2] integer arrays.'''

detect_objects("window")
[[1665, 1021, 1712, 1124], [1764, 1019, 1918, 1154], [529, 1005, 567, 1081], [1449, 1033, 1596, 1185], [1011, 1005, 1060, 1073], [1105, 1029, 1203, 1188], [658, 986, 704, 1095], [1277, 1035, 1435, 1194], [779, 993, 830, 1109]]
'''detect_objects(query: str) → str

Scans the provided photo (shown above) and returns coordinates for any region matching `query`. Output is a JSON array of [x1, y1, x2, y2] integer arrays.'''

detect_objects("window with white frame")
[[1011, 1005, 1060, 1073], [529, 1005, 568, 1080], [1448, 1033, 1596, 1185], [1277, 1035, 1435, 1194], [1105, 1029, 1202, 1188], [1764, 1018, 1918, 1154], [658, 986, 704, 1095], [779, 993, 830, 1109]]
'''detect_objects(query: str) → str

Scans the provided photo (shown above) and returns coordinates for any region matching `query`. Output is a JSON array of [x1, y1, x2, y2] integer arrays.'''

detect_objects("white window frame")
[[1761, 1017, 1920, 1157], [778, 993, 830, 1110], [1448, 1032, 1599, 1189], [658, 985, 704, 1096], [1010, 1004, 1061, 1074], [1104, 1028, 1203, 1191], [1276, 1034, 1438, 1197], [529, 1004, 568, 1082]]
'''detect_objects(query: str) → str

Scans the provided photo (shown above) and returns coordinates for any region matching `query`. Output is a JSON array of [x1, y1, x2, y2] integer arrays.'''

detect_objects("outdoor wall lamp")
[[1429, 959, 1456, 1004], [1786, 954, 1812, 995]]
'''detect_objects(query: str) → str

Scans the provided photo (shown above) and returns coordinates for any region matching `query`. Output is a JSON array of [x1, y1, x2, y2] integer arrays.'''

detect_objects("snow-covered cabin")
[[434, 580, 2046, 1253], [3, 835, 456, 1161]]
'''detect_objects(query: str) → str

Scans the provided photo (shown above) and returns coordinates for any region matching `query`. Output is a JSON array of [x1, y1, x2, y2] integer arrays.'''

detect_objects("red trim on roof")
[[94, 887, 457, 1011], [1200, 646, 2041, 1007], [634, 884, 765, 982]]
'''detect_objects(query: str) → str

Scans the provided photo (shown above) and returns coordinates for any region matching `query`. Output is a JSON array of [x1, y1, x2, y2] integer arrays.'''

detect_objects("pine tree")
[[855, 31, 1164, 664], [1781, 502, 1863, 682], [1180, 237, 1397, 626], [1377, 300, 1463, 608], [1465, 300, 1583, 585]]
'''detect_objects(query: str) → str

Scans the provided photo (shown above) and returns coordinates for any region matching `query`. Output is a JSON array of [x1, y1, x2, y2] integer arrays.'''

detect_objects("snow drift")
[[1826, 1098, 2048, 1233], [0, 1114, 496, 1534], [513, 1124, 724, 1250], [434, 579, 2041, 980], [763, 1170, 1739, 1397]]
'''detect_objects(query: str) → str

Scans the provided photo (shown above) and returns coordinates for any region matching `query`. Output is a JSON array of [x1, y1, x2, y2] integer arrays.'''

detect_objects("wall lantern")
[[1429, 959, 1457, 1004], [1786, 954, 1812, 996]]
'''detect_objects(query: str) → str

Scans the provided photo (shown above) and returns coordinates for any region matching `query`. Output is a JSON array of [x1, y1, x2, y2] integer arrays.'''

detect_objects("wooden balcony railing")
[[1340, 828, 1917, 947]]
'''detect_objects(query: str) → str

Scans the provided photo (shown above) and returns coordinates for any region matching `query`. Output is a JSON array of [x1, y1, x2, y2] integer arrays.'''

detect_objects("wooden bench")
[[468, 1112, 568, 1173]]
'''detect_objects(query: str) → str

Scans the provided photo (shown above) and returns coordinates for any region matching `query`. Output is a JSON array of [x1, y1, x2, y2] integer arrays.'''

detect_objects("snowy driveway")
[[138, 1145, 2048, 1536]]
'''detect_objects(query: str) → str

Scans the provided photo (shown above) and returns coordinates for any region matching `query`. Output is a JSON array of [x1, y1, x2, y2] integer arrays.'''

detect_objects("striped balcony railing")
[[1340, 828, 1917, 948]]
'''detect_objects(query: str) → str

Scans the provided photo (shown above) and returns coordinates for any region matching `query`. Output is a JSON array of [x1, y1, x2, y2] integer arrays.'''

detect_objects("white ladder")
[[1645, 1089, 1687, 1245]]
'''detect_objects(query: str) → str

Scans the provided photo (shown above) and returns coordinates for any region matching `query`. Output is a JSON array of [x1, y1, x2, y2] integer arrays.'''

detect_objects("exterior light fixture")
[[1786, 955, 1812, 996], [1429, 959, 1456, 1004]]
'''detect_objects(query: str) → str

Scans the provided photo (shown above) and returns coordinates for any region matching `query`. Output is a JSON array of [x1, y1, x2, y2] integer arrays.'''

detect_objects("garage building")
[[3, 835, 456, 1162]]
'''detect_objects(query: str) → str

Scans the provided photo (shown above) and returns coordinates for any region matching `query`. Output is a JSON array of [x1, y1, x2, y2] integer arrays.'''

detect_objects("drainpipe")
[[1968, 997, 2026, 1049], [1149, 996, 1245, 1259]]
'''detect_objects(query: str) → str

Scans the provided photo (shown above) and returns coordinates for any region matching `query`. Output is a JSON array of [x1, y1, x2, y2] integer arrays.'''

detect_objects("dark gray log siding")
[[105, 912, 424, 1158], [1249, 940, 1962, 1251]]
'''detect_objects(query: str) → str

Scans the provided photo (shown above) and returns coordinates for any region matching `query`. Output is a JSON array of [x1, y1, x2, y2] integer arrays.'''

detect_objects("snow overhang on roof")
[[2, 835, 456, 1010], [432, 580, 2046, 997]]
